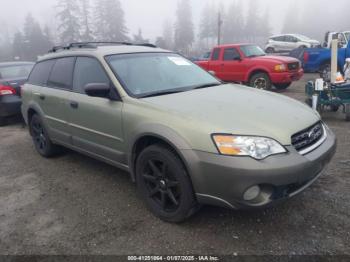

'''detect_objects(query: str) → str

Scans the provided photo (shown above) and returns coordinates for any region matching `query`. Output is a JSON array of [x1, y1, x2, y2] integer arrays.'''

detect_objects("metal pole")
[[218, 12, 223, 45]]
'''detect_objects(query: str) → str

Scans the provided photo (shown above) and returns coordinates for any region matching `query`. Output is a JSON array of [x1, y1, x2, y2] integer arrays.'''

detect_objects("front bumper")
[[182, 127, 336, 209], [270, 69, 304, 84], [0, 95, 21, 117]]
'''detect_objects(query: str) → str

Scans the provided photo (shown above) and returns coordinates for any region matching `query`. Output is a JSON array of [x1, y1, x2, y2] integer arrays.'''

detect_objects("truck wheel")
[[0, 117, 6, 127], [274, 83, 292, 90], [249, 73, 272, 90], [135, 144, 198, 223], [265, 47, 274, 53], [30, 114, 61, 157]]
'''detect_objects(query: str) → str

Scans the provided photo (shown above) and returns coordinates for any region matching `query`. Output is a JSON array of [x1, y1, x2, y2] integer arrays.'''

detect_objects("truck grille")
[[288, 62, 300, 71], [291, 122, 324, 152]]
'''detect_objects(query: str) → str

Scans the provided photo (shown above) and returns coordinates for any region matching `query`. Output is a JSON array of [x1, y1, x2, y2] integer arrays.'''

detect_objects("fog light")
[[243, 185, 261, 201]]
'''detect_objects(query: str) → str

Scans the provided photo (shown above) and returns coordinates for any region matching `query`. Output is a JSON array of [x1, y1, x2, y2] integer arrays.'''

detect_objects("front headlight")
[[212, 135, 287, 160], [274, 64, 287, 72]]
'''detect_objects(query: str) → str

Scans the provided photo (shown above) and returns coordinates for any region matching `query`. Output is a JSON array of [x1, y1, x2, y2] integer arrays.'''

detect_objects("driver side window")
[[73, 57, 110, 94]]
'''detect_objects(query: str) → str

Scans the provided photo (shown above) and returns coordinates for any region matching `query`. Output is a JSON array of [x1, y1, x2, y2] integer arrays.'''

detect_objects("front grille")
[[291, 122, 324, 152], [288, 62, 300, 71]]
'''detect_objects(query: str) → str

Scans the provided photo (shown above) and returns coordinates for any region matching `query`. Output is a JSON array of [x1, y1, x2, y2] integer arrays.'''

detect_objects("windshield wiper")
[[140, 90, 186, 98], [191, 82, 222, 90]]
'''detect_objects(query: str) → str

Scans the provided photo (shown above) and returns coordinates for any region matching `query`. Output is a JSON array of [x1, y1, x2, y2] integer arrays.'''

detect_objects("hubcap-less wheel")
[[32, 117, 48, 153], [30, 114, 60, 157], [142, 159, 181, 212], [136, 144, 198, 223], [254, 78, 267, 90]]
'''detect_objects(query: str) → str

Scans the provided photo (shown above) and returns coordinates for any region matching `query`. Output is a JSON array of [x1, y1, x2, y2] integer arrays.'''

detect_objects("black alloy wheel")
[[30, 114, 59, 157], [136, 144, 197, 222]]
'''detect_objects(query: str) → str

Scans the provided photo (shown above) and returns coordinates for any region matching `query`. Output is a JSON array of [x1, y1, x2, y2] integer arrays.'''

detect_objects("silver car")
[[265, 34, 320, 53]]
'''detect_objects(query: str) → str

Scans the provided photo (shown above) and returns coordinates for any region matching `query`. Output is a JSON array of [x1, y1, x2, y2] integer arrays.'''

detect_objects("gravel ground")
[[0, 74, 349, 256]]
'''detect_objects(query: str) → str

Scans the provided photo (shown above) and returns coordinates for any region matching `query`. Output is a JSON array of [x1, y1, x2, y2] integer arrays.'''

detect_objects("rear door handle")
[[70, 101, 79, 109]]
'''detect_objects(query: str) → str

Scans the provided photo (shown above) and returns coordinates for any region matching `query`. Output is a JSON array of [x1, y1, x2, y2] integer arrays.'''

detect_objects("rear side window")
[[28, 60, 55, 86], [273, 36, 286, 41], [212, 48, 221, 60], [223, 48, 240, 61], [73, 57, 110, 94], [48, 57, 76, 89]]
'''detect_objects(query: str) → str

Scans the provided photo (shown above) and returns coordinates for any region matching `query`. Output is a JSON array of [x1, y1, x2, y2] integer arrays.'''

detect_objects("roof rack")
[[48, 42, 157, 53]]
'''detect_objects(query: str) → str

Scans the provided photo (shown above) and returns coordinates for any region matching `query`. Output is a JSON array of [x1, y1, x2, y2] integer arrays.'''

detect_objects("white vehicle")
[[323, 31, 350, 48], [265, 34, 320, 53]]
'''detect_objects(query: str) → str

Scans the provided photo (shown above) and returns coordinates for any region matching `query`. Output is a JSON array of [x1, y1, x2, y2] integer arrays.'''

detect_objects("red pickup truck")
[[196, 44, 304, 90]]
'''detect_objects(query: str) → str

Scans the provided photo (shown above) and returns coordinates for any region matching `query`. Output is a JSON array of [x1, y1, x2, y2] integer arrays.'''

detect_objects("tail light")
[[303, 52, 309, 63], [0, 84, 16, 96]]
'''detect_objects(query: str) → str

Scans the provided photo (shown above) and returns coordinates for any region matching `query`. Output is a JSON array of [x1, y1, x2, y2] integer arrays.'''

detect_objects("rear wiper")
[[191, 82, 222, 90], [140, 90, 185, 98]]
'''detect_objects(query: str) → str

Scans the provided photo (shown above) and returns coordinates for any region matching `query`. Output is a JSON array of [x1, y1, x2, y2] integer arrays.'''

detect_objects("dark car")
[[0, 62, 34, 126]]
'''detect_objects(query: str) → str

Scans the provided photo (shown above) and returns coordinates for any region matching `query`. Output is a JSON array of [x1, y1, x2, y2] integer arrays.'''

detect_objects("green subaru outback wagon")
[[21, 42, 336, 222]]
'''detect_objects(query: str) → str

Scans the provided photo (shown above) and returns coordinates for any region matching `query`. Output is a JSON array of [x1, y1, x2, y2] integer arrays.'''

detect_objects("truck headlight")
[[274, 64, 287, 72], [212, 135, 287, 160]]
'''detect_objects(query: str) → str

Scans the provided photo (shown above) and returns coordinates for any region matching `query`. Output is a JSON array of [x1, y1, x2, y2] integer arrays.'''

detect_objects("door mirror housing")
[[233, 56, 242, 61], [84, 83, 112, 98]]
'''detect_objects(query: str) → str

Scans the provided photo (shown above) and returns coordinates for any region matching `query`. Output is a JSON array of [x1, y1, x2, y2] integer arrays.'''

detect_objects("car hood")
[[142, 84, 320, 145], [250, 55, 299, 64]]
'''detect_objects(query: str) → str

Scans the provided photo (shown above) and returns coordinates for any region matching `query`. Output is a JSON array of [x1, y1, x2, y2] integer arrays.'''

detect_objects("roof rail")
[[48, 42, 157, 53]]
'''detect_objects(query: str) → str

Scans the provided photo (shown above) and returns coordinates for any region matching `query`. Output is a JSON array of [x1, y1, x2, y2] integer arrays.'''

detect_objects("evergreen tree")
[[56, 0, 81, 44], [162, 19, 173, 49], [222, 1, 244, 44], [133, 28, 149, 43], [12, 32, 26, 60], [94, 0, 129, 42], [174, 0, 194, 55], [244, 0, 260, 41], [79, 0, 93, 41], [22, 14, 52, 60]]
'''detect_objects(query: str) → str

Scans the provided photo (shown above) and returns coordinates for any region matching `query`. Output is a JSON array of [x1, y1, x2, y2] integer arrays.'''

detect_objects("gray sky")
[[0, 0, 290, 41]]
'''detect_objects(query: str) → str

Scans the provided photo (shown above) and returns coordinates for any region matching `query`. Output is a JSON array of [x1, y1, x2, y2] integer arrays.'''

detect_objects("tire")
[[249, 73, 272, 90], [0, 116, 6, 127], [30, 114, 60, 157], [135, 144, 198, 223], [274, 83, 292, 90], [346, 104, 350, 122], [265, 47, 274, 54]]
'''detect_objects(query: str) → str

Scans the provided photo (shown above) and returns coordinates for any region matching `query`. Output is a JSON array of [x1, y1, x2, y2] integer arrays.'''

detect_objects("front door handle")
[[39, 94, 45, 100], [70, 101, 79, 109]]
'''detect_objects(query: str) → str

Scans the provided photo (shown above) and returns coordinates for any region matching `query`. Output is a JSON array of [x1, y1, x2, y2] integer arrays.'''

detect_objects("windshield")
[[106, 53, 220, 97], [345, 32, 350, 42], [0, 64, 33, 79], [240, 45, 266, 57], [295, 34, 311, 41]]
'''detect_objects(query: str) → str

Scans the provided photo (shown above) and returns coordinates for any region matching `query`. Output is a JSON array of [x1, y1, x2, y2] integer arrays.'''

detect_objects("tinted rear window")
[[48, 57, 76, 89], [27, 60, 55, 86]]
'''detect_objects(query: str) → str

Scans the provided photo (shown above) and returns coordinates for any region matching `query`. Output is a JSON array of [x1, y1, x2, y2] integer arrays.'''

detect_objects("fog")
[[0, 0, 349, 61]]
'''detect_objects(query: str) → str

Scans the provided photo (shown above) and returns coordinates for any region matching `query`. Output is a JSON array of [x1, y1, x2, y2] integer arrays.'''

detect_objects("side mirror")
[[208, 71, 216, 76], [84, 83, 111, 98], [234, 56, 242, 61]]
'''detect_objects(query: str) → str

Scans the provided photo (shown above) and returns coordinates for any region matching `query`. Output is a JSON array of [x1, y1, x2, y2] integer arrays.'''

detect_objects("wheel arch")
[[246, 68, 270, 83], [128, 125, 194, 183]]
